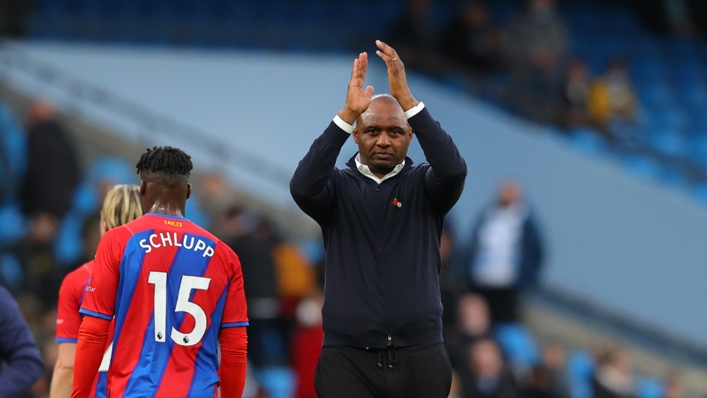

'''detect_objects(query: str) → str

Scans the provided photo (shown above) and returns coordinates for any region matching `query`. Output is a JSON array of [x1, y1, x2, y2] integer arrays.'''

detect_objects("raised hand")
[[338, 52, 374, 125], [375, 40, 418, 111]]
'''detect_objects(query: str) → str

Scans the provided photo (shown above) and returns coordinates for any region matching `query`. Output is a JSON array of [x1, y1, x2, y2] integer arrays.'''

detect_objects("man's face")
[[354, 99, 412, 178]]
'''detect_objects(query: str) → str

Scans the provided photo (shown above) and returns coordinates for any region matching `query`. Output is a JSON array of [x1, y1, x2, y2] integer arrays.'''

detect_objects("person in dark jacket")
[[0, 286, 44, 397], [20, 100, 80, 220], [465, 180, 544, 324], [290, 40, 467, 398]]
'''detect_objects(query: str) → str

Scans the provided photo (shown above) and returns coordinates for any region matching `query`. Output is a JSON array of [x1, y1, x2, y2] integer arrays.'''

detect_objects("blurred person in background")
[[446, 294, 494, 380], [222, 206, 283, 369], [591, 345, 636, 398], [198, 172, 236, 236], [440, 1, 507, 77], [540, 340, 570, 398], [16, 100, 80, 308], [290, 291, 324, 398], [465, 179, 544, 324], [663, 372, 683, 398], [462, 337, 516, 398], [388, 0, 449, 74], [0, 284, 44, 398], [440, 223, 463, 329], [271, 222, 317, 346], [588, 60, 637, 136], [21, 100, 80, 221], [50, 184, 143, 398], [521, 365, 559, 398], [563, 59, 593, 128], [290, 41, 466, 398], [0, 0, 34, 37], [14, 211, 61, 308], [505, 0, 569, 124]]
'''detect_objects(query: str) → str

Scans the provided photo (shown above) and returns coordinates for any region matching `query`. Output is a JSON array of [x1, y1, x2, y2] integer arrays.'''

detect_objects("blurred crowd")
[[386, 0, 638, 137], [0, 95, 691, 398]]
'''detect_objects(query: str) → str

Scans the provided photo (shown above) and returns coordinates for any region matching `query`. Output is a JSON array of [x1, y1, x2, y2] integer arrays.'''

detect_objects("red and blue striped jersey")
[[56, 261, 111, 398], [80, 213, 248, 398]]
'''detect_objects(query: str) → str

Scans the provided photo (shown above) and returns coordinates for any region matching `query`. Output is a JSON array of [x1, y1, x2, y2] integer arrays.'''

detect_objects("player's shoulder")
[[62, 260, 94, 288], [101, 221, 141, 243]]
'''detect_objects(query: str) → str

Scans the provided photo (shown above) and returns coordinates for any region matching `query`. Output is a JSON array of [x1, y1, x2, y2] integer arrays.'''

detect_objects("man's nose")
[[376, 133, 391, 147]]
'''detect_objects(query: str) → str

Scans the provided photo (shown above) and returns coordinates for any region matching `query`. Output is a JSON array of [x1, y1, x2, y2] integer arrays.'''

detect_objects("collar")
[[354, 153, 405, 184]]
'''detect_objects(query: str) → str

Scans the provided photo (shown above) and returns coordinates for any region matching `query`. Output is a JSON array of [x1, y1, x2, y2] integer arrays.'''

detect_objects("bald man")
[[290, 40, 468, 398]]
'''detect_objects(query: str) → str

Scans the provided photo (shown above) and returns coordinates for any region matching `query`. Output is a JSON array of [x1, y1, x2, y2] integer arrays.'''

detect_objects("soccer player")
[[51, 184, 144, 398], [72, 146, 248, 398]]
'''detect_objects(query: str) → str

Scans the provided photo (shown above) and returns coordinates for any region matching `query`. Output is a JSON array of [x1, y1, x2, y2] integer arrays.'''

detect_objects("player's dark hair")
[[136, 146, 193, 182]]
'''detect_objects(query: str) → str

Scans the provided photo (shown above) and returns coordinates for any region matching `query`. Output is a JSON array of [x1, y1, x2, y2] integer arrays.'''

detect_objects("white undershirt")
[[473, 204, 526, 287]]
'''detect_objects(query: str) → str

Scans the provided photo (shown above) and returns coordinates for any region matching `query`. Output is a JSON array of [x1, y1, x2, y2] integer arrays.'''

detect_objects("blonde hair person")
[[50, 184, 143, 398], [100, 184, 144, 232]]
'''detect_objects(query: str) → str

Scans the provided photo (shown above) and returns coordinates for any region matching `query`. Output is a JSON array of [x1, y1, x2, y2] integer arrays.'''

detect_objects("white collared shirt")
[[354, 154, 405, 184], [332, 102, 425, 184]]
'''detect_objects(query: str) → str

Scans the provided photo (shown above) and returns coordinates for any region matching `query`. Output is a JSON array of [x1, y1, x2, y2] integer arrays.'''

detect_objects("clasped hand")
[[337, 40, 419, 125]]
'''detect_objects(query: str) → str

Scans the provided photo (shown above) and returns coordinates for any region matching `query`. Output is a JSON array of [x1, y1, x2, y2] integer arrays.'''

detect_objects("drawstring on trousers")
[[376, 346, 398, 369]]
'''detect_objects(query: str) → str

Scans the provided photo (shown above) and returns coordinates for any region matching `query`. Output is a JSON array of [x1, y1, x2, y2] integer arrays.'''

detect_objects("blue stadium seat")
[[637, 377, 665, 398], [257, 367, 295, 398], [494, 323, 540, 372], [630, 59, 669, 85], [567, 350, 595, 398], [0, 202, 27, 244], [78, 0, 108, 19], [0, 254, 23, 292], [299, 0, 331, 24], [604, 8, 642, 36], [677, 85, 707, 110], [646, 107, 689, 131], [648, 131, 688, 158], [687, 136, 707, 166], [185, 195, 209, 229], [637, 84, 675, 110], [565, 7, 599, 36], [659, 166, 687, 190], [693, 184, 707, 206], [620, 155, 661, 182], [71, 182, 100, 217], [88, 156, 135, 187], [0, 103, 28, 187], [568, 127, 609, 155], [55, 211, 85, 267]]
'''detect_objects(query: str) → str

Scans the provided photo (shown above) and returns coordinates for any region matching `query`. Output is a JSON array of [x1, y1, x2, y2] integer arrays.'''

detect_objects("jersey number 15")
[[148, 271, 211, 347]]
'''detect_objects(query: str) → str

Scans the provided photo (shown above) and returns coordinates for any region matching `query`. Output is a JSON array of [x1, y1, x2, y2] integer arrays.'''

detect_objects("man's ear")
[[186, 183, 192, 200], [353, 128, 359, 144], [140, 180, 147, 197]]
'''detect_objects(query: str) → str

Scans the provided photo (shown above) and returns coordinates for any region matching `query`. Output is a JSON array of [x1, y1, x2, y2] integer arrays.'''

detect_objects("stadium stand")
[[3, 1, 707, 397]]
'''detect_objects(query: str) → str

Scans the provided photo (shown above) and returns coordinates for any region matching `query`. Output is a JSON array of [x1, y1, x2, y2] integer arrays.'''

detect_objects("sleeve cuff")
[[56, 337, 79, 343], [333, 115, 355, 134], [222, 321, 249, 328], [79, 308, 113, 321], [404, 102, 425, 119]]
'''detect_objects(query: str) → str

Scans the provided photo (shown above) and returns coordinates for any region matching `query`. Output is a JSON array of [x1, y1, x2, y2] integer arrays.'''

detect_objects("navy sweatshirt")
[[290, 106, 467, 348], [0, 286, 44, 398]]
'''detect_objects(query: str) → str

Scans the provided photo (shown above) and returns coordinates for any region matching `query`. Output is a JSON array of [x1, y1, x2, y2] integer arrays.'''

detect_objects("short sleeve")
[[55, 272, 85, 343], [221, 250, 248, 328], [80, 233, 121, 321]]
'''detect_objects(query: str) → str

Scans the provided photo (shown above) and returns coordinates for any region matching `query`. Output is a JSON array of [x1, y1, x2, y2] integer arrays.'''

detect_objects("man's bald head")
[[356, 94, 406, 128]]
